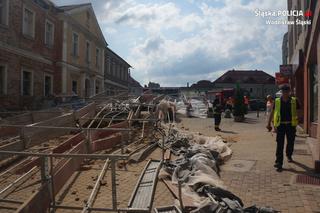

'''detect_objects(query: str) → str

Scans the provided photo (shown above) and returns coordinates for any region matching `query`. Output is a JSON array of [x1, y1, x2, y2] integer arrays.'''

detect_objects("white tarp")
[[176, 98, 208, 118]]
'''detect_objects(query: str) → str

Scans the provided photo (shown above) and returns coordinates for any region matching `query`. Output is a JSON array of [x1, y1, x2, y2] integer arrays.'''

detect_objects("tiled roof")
[[213, 70, 275, 84], [58, 3, 91, 11]]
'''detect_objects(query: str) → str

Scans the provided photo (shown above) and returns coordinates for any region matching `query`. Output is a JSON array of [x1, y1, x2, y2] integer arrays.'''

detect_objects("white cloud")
[[101, 0, 287, 86]]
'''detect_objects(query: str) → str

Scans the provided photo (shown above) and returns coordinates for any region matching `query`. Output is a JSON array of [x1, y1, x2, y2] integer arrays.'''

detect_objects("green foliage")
[[233, 84, 245, 117]]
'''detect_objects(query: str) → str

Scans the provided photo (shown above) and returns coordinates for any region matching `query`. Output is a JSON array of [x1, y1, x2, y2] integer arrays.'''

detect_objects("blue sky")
[[52, 0, 287, 87]]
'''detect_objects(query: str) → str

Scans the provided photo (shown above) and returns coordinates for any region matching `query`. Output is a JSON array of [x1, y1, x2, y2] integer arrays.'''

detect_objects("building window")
[[310, 64, 318, 122], [44, 75, 52, 97], [72, 80, 77, 95], [96, 48, 100, 68], [0, 65, 7, 95], [95, 80, 99, 94], [72, 32, 79, 56], [23, 6, 35, 38], [86, 41, 91, 64], [22, 70, 33, 96], [0, 0, 9, 26], [112, 62, 115, 76], [45, 20, 54, 47], [86, 11, 90, 27]]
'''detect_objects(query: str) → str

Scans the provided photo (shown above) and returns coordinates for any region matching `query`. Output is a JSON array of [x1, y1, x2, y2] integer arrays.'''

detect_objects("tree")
[[233, 83, 245, 122]]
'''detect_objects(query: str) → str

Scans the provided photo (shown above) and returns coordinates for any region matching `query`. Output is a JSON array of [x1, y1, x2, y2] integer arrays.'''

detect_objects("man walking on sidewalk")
[[213, 98, 223, 131], [266, 84, 299, 172]]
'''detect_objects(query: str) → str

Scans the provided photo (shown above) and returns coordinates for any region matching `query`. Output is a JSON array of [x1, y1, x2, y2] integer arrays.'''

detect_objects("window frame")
[[21, 68, 34, 96], [96, 47, 100, 68], [22, 5, 35, 38], [85, 40, 91, 64], [0, 0, 9, 26], [0, 64, 7, 95], [43, 73, 53, 97], [309, 64, 318, 122], [72, 80, 78, 95], [72, 32, 79, 57], [45, 19, 54, 47]]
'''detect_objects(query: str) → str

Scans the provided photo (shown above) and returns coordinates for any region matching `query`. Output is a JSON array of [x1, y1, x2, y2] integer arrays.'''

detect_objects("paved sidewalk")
[[177, 112, 320, 213]]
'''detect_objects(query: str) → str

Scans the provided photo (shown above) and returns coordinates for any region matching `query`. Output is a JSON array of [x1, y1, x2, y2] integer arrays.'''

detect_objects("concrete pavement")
[[177, 112, 320, 212]]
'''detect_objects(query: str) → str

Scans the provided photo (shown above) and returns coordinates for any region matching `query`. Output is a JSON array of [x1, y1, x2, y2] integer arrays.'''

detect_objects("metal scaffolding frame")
[[0, 96, 166, 212], [0, 151, 131, 212]]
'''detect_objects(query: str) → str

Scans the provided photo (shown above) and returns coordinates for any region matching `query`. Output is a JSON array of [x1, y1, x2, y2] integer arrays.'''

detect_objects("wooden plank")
[[52, 142, 86, 194], [164, 149, 171, 161], [16, 184, 51, 213], [91, 134, 122, 152]]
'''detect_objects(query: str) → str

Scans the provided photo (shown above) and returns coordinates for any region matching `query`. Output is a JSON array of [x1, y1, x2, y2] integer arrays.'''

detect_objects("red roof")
[[214, 70, 275, 84]]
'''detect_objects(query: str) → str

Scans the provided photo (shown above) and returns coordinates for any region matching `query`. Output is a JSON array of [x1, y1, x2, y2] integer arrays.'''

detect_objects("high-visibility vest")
[[273, 97, 298, 127]]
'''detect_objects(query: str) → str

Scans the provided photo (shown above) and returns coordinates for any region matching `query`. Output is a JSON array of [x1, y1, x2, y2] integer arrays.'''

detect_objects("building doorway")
[[85, 78, 91, 97]]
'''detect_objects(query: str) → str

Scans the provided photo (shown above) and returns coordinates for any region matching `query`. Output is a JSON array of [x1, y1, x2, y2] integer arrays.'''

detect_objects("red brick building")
[[284, 0, 320, 171], [0, 0, 62, 110]]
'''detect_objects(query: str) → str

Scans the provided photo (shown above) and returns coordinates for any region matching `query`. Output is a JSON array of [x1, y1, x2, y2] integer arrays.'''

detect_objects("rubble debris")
[[154, 205, 182, 213], [159, 126, 278, 213]]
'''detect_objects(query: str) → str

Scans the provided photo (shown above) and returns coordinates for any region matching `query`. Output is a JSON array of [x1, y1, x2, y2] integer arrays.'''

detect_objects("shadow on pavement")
[[283, 161, 315, 175], [242, 117, 259, 124]]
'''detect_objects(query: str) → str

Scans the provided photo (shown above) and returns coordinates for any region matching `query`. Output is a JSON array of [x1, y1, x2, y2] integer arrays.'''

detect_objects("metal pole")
[[0, 166, 37, 197], [0, 124, 131, 132], [178, 181, 184, 212], [50, 156, 56, 213], [110, 159, 117, 210], [162, 134, 165, 161], [121, 132, 124, 154], [0, 151, 129, 160], [128, 120, 132, 145], [85, 129, 91, 153], [82, 159, 110, 213]]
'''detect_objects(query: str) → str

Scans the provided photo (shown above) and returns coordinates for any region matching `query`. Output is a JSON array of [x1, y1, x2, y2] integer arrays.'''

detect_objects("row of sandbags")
[[159, 127, 278, 213]]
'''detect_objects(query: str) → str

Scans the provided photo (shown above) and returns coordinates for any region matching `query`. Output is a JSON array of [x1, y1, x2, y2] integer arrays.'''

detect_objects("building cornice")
[[104, 79, 128, 89], [0, 41, 53, 65], [58, 13, 106, 47]]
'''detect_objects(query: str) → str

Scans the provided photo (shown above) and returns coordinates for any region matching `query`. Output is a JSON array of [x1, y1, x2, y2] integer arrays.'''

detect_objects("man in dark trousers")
[[267, 84, 299, 172], [213, 98, 223, 131]]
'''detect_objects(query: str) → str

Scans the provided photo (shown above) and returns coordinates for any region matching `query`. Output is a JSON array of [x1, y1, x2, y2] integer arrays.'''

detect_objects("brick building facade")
[[284, 0, 320, 171], [58, 3, 106, 98], [104, 47, 131, 94], [0, 0, 137, 109], [0, 0, 62, 109]]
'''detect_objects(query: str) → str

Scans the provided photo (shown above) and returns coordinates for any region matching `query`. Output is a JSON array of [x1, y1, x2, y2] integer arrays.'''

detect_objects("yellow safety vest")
[[273, 97, 298, 127]]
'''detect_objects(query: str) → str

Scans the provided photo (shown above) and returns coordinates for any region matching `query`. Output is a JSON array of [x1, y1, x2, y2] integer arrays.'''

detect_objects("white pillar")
[[92, 77, 96, 96], [62, 66, 67, 94], [81, 74, 86, 98], [62, 21, 68, 94]]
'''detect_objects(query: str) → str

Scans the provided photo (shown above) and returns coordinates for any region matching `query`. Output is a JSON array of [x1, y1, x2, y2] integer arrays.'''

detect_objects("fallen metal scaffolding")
[[0, 93, 167, 213]]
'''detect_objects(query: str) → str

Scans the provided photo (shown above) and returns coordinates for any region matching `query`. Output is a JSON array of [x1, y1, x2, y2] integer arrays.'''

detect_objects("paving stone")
[[177, 113, 320, 212]]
